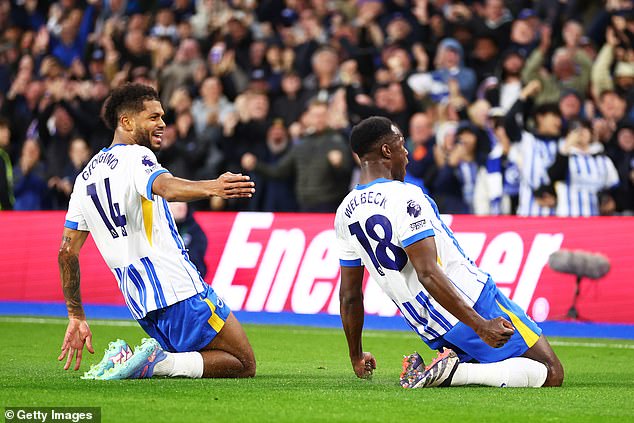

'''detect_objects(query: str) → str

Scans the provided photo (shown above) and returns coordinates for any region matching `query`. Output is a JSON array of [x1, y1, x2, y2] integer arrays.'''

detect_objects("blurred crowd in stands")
[[0, 0, 632, 216]]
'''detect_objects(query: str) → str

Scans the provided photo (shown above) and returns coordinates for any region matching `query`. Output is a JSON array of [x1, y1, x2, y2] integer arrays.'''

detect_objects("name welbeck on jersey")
[[344, 191, 387, 218], [82, 151, 119, 180]]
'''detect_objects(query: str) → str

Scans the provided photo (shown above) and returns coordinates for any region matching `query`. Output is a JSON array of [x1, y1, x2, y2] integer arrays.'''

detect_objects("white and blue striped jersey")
[[517, 132, 562, 216], [335, 178, 489, 343], [64, 143, 206, 319], [554, 147, 620, 217]]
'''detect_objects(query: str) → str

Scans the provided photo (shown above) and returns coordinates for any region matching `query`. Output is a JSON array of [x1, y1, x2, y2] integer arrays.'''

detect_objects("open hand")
[[58, 318, 94, 371], [213, 172, 255, 199]]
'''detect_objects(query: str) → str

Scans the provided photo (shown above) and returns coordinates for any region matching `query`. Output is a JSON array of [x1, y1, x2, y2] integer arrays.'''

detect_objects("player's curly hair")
[[101, 83, 160, 130], [349, 116, 400, 158]]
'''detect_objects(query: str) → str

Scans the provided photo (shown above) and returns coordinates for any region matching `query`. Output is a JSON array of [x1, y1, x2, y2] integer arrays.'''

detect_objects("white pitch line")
[[2, 316, 634, 349], [549, 340, 634, 350]]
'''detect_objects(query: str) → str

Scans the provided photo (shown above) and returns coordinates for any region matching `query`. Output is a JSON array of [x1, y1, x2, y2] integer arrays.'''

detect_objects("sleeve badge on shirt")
[[410, 220, 426, 231], [407, 200, 421, 218], [142, 155, 155, 167]]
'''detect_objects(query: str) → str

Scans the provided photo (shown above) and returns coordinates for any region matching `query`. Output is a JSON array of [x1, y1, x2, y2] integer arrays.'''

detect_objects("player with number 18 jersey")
[[337, 117, 561, 388], [335, 178, 491, 344]]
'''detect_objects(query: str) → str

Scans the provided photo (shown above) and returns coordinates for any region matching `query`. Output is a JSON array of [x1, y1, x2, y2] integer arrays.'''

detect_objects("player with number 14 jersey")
[[58, 84, 255, 381], [65, 143, 203, 319]]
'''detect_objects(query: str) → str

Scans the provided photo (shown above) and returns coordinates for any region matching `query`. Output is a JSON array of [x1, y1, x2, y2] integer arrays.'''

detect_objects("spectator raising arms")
[[242, 101, 352, 212], [541, 120, 620, 216], [505, 80, 564, 216]]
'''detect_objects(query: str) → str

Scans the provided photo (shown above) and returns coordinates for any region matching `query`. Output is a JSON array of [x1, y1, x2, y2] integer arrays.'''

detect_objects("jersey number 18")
[[348, 214, 407, 276]]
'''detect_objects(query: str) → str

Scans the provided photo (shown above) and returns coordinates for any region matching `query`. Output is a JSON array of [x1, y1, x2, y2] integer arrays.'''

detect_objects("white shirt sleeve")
[[335, 211, 363, 267], [395, 185, 435, 248], [131, 147, 170, 200], [64, 185, 89, 231]]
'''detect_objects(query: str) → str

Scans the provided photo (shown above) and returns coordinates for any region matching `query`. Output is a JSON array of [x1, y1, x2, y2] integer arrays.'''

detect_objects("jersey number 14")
[[87, 177, 128, 238], [348, 214, 407, 276]]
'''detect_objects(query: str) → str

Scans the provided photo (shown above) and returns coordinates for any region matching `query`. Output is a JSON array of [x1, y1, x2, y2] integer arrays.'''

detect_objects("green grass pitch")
[[1, 316, 634, 422]]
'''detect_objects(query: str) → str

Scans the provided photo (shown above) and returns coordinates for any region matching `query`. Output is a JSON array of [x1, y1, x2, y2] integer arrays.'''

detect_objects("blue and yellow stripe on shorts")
[[496, 300, 539, 348], [203, 298, 226, 333]]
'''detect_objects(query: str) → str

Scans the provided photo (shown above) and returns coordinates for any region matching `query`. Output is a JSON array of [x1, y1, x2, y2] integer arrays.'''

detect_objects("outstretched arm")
[[152, 171, 255, 202], [405, 237, 515, 348], [252, 149, 296, 180], [58, 227, 94, 371], [339, 265, 376, 378], [503, 80, 541, 143]]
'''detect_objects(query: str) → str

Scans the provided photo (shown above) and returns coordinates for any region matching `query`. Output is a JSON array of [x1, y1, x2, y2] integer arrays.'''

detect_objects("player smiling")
[[57, 83, 256, 380]]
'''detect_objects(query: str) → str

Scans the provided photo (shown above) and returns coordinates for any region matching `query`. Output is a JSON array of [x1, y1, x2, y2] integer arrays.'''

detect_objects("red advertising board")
[[1, 211, 633, 324]]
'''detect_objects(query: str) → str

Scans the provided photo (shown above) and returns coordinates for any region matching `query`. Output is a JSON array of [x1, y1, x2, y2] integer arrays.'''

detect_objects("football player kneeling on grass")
[[335, 116, 564, 388], [57, 84, 256, 380]]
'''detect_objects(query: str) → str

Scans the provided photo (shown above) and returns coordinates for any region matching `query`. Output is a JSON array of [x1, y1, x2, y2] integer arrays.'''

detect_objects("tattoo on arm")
[[58, 235, 84, 319]]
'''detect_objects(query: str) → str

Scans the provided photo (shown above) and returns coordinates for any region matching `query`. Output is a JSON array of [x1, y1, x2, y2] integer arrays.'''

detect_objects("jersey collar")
[[101, 143, 127, 152], [355, 178, 392, 190]]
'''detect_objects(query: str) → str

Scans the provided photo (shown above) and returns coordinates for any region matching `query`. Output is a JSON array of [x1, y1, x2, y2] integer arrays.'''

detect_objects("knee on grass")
[[239, 357, 256, 378], [544, 360, 564, 387]]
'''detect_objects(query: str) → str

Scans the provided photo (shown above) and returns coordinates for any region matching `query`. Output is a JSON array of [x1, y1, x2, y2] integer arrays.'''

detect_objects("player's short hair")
[[349, 116, 399, 158], [101, 83, 160, 130]]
